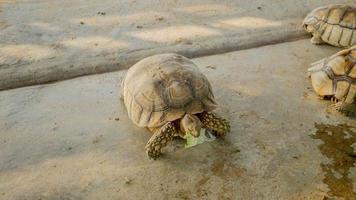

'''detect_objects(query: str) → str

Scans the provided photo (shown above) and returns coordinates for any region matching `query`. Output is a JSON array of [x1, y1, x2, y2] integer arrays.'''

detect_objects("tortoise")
[[121, 53, 230, 159], [308, 45, 356, 116], [302, 4, 356, 48]]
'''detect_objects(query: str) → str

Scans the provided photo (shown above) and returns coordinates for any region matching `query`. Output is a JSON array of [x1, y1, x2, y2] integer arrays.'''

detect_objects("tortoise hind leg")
[[145, 122, 176, 160], [198, 112, 230, 136]]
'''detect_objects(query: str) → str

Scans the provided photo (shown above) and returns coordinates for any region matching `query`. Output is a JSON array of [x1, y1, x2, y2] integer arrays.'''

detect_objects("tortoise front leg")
[[311, 35, 324, 45], [198, 112, 230, 136], [145, 122, 176, 160]]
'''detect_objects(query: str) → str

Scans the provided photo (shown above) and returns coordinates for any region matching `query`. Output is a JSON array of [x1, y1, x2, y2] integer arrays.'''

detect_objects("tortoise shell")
[[308, 45, 356, 103], [303, 4, 356, 47], [122, 53, 217, 128]]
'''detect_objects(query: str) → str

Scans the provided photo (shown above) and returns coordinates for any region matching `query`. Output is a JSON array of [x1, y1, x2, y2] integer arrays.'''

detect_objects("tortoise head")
[[180, 114, 202, 137], [302, 15, 319, 33]]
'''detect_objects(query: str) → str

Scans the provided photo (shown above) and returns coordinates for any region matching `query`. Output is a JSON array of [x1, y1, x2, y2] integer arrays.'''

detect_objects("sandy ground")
[[0, 39, 355, 200], [0, 0, 355, 90]]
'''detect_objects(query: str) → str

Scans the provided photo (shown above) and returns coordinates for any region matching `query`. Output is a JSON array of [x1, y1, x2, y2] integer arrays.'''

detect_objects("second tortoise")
[[303, 4, 356, 48], [308, 45, 356, 116]]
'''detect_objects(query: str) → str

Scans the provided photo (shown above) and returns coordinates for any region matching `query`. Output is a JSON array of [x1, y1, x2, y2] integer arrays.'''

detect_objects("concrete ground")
[[0, 0, 355, 90], [0, 39, 355, 200]]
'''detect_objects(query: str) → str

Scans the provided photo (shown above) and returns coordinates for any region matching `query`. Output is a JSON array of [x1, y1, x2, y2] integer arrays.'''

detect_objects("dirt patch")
[[311, 123, 356, 199], [193, 142, 244, 199]]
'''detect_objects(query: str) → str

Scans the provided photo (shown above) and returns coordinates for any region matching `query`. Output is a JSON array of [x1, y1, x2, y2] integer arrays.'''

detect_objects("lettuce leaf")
[[183, 128, 216, 148]]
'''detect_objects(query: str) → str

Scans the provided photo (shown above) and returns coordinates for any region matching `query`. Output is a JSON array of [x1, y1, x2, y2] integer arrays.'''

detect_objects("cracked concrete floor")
[[0, 40, 355, 200]]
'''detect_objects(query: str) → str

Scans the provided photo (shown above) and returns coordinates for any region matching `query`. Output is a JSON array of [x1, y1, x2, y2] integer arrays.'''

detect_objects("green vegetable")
[[183, 128, 216, 148]]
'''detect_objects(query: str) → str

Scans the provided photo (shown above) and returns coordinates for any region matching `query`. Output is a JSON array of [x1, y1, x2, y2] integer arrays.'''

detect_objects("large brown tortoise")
[[121, 53, 230, 159], [302, 4, 356, 48], [308, 45, 356, 116]]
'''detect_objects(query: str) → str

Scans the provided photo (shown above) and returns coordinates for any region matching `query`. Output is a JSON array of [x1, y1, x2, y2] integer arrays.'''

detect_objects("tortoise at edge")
[[121, 53, 230, 159], [302, 4, 356, 48], [308, 45, 356, 116]]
